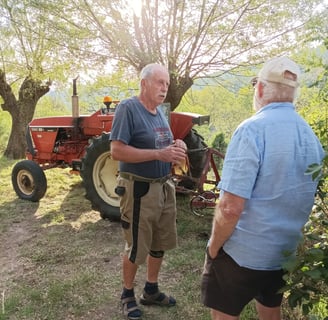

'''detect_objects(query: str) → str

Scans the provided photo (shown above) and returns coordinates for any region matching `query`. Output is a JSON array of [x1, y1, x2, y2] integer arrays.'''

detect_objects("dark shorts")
[[201, 248, 285, 316]]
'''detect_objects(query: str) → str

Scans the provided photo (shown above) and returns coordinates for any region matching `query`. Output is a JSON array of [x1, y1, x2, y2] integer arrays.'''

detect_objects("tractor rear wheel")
[[183, 128, 208, 178], [12, 160, 47, 202], [81, 133, 120, 221], [178, 128, 208, 190]]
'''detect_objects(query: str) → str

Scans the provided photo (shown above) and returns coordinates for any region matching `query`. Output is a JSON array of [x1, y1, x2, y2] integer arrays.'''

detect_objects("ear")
[[257, 81, 264, 98]]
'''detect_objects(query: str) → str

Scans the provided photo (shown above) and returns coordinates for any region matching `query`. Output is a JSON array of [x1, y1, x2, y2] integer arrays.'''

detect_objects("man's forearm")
[[112, 143, 160, 163], [208, 208, 239, 258], [208, 192, 245, 258]]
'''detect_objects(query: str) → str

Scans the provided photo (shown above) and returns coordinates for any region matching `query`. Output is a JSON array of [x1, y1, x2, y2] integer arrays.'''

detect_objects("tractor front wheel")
[[81, 133, 120, 221], [11, 160, 47, 202]]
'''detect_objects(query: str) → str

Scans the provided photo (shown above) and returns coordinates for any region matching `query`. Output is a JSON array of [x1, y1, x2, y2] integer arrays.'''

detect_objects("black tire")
[[178, 129, 208, 190], [80, 133, 120, 221], [183, 129, 208, 178], [11, 160, 47, 202]]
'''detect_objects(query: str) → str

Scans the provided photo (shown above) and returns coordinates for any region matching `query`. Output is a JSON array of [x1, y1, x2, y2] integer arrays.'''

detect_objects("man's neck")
[[138, 95, 157, 114]]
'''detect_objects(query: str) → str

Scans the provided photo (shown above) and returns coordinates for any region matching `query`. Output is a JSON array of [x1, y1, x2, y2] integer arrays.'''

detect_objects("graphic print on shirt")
[[154, 127, 171, 149]]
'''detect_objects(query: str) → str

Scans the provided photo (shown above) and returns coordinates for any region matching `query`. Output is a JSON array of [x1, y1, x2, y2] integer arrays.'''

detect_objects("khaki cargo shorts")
[[117, 174, 178, 265]]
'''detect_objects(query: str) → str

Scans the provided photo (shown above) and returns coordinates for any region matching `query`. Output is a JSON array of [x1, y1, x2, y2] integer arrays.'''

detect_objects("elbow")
[[110, 140, 127, 161], [217, 199, 244, 221], [111, 150, 119, 161], [220, 207, 241, 220], [110, 149, 117, 160], [110, 144, 119, 161]]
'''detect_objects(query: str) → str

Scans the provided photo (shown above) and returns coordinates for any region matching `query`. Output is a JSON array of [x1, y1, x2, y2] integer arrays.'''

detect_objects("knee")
[[149, 250, 164, 258]]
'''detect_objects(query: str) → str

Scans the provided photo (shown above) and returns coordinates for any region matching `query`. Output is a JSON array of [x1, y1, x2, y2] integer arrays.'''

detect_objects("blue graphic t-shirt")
[[110, 96, 173, 178]]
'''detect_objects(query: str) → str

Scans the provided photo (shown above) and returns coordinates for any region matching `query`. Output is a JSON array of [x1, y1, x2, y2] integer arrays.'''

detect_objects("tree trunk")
[[166, 73, 194, 110], [0, 71, 50, 159], [4, 100, 36, 159]]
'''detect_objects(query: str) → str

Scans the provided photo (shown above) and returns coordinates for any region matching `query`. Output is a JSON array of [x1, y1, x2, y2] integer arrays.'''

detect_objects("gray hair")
[[261, 80, 299, 104], [140, 63, 168, 80], [139, 63, 168, 90], [140, 64, 156, 80]]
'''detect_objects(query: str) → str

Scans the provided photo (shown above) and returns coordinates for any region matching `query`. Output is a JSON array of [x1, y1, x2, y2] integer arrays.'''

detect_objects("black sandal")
[[121, 296, 142, 320], [140, 290, 176, 306]]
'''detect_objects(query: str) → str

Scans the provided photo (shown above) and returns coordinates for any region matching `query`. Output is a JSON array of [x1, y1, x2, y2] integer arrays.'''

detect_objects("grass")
[[0, 156, 326, 320]]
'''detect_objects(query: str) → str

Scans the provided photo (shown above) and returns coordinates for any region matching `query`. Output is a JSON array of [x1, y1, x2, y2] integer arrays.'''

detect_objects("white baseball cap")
[[258, 56, 300, 88]]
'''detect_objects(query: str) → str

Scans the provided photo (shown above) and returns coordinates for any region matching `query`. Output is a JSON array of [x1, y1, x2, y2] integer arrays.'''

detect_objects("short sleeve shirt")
[[110, 96, 173, 178], [219, 102, 325, 270]]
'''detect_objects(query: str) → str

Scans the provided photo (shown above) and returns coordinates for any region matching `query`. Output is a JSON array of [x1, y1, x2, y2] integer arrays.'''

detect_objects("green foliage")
[[211, 132, 227, 170], [212, 132, 227, 152], [0, 108, 12, 153], [177, 82, 253, 144]]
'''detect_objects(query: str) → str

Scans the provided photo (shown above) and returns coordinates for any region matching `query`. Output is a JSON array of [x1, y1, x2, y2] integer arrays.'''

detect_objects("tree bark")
[[0, 70, 50, 159], [166, 73, 194, 110]]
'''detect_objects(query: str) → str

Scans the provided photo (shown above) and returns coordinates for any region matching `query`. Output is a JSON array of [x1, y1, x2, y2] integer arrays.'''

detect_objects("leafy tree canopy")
[[0, 0, 327, 158]]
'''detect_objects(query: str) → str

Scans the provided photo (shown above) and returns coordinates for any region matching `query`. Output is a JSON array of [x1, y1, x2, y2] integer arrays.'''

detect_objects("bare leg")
[[123, 254, 138, 289], [146, 254, 163, 282], [211, 309, 239, 320], [141, 254, 176, 306], [121, 254, 142, 319], [256, 301, 282, 320]]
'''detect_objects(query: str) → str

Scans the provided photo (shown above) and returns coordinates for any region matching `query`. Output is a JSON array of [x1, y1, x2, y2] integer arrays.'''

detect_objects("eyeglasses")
[[251, 77, 258, 88]]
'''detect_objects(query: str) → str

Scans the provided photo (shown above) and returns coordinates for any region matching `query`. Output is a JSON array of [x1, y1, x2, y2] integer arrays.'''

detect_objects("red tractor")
[[11, 79, 223, 220]]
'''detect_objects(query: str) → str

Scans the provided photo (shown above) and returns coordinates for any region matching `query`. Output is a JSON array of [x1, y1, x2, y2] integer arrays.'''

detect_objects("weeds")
[[0, 158, 326, 319]]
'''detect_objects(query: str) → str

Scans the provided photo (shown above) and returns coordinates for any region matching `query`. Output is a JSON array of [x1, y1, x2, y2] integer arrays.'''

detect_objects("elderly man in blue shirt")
[[201, 56, 325, 320]]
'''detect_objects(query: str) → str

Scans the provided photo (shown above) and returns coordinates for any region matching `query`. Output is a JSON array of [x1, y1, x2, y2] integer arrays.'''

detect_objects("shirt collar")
[[256, 102, 295, 115]]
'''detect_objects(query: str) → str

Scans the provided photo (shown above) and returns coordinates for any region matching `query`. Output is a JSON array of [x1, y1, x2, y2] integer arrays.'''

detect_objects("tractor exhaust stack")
[[72, 76, 79, 118]]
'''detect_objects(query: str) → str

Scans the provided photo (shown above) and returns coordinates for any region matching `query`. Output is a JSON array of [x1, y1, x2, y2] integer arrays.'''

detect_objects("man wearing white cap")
[[201, 56, 325, 320]]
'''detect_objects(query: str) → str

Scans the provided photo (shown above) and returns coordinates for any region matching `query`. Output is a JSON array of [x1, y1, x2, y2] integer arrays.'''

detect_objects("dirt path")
[[0, 214, 37, 286], [0, 173, 211, 320]]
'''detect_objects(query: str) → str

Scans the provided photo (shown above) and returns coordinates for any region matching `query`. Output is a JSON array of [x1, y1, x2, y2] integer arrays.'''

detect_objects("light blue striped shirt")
[[219, 102, 325, 270]]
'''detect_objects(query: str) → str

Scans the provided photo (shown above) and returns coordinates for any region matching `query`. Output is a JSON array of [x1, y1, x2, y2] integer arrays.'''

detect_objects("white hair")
[[139, 63, 168, 90], [262, 81, 299, 104]]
